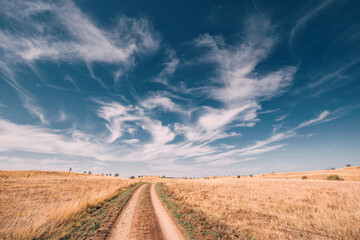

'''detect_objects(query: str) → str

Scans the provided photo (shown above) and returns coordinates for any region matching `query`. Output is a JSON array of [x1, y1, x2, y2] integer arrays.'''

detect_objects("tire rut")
[[108, 183, 185, 240]]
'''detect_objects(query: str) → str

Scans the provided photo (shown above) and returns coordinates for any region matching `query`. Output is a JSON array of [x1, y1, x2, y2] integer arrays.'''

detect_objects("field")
[[0, 171, 133, 239], [258, 166, 360, 181], [1, 167, 360, 239], [162, 167, 360, 239]]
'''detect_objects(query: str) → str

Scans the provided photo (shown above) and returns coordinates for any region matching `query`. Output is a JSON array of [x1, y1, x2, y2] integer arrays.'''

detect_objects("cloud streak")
[[289, 0, 335, 45]]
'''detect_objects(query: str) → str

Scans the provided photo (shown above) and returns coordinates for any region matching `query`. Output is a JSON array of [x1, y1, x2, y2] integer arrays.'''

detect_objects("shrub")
[[130, 176, 135, 179], [249, 174, 253, 178], [114, 173, 119, 177], [326, 175, 343, 181], [237, 175, 240, 178], [302, 176, 308, 179]]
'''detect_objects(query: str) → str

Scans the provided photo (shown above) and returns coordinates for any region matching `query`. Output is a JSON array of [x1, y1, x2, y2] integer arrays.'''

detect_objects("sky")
[[0, 0, 359, 177]]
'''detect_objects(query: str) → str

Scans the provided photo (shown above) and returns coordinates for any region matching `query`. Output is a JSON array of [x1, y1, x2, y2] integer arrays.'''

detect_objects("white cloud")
[[0, 105, 346, 174], [184, 15, 297, 151], [64, 75, 80, 92], [235, 122, 256, 127], [0, 118, 119, 162], [0, 1, 159, 64], [91, 16, 300, 168], [141, 94, 185, 113], [123, 139, 140, 144], [195, 15, 296, 115], [0, 6, 349, 175], [295, 110, 330, 129], [21, 94, 48, 124], [0, 0, 161, 126], [0, 0, 160, 97], [198, 102, 259, 132], [57, 110, 67, 122], [154, 48, 179, 84], [276, 114, 289, 122], [97, 101, 142, 143]]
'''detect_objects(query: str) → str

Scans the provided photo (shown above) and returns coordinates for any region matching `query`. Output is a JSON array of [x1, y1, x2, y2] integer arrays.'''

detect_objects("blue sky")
[[0, 0, 359, 177]]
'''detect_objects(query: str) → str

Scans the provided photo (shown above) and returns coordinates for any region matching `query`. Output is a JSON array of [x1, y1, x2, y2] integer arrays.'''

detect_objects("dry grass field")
[[258, 166, 360, 181], [163, 167, 360, 239], [0, 170, 133, 239]]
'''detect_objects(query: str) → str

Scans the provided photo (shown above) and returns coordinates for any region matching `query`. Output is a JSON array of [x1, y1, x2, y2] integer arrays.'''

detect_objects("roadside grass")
[[0, 170, 137, 239], [155, 183, 247, 240], [162, 178, 360, 239], [57, 182, 143, 240]]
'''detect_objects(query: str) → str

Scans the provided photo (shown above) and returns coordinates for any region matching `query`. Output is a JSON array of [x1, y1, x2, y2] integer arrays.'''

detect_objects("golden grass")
[[0, 170, 133, 239], [163, 169, 360, 239], [258, 166, 360, 181]]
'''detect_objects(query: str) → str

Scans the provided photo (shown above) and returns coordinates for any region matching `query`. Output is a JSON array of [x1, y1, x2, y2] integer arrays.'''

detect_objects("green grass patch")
[[326, 175, 343, 181]]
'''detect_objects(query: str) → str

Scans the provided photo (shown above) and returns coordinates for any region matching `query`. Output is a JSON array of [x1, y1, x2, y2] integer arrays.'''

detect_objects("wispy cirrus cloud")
[[289, 0, 335, 45], [196, 31, 296, 107], [0, 100, 350, 175], [0, 1, 355, 176], [295, 110, 330, 129], [0, 12, 300, 171], [0, 118, 119, 161], [276, 114, 289, 122], [154, 48, 179, 85], [0, 1, 159, 64], [192, 15, 296, 138], [0, 0, 160, 123]]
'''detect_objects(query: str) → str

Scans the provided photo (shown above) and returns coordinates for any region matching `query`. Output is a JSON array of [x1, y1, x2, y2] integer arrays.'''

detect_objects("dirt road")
[[150, 184, 185, 240], [108, 183, 185, 240]]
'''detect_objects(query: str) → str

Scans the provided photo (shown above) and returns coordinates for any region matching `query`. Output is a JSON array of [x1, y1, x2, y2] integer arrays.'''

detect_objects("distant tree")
[[249, 174, 253, 178], [83, 171, 86, 174], [346, 164, 351, 167], [69, 168, 72, 172], [130, 176, 135, 179], [88, 171, 91, 175], [162, 175, 166, 178], [106, 174, 108, 176], [115, 173, 119, 177], [109, 174, 111, 176]]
